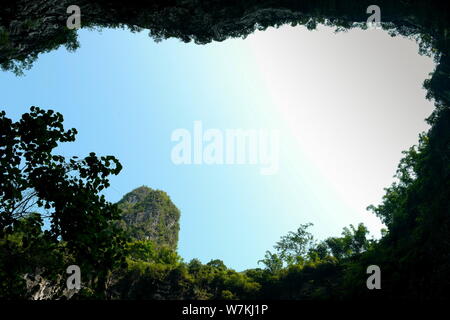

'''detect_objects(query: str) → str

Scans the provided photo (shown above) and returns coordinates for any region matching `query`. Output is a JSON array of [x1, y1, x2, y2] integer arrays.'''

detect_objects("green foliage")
[[274, 223, 315, 266], [111, 241, 260, 300], [253, 221, 379, 299], [126, 240, 181, 267], [0, 213, 65, 298], [324, 223, 371, 260], [258, 251, 283, 274], [0, 107, 126, 298]]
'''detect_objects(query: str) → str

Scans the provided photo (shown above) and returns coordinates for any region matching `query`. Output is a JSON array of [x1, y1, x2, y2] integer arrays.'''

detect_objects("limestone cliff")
[[117, 186, 180, 249]]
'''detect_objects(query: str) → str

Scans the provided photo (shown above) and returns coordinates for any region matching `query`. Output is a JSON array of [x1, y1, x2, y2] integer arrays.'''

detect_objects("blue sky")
[[0, 25, 435, 271]]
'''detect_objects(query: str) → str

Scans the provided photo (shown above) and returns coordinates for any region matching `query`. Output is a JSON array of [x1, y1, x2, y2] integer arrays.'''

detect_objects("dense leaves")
[[0, 107, 126, 298]]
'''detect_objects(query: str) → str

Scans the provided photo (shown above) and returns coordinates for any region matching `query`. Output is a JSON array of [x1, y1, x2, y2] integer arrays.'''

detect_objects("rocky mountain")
[[117, 186, 180, 250], [22, 186, 181, 299]]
